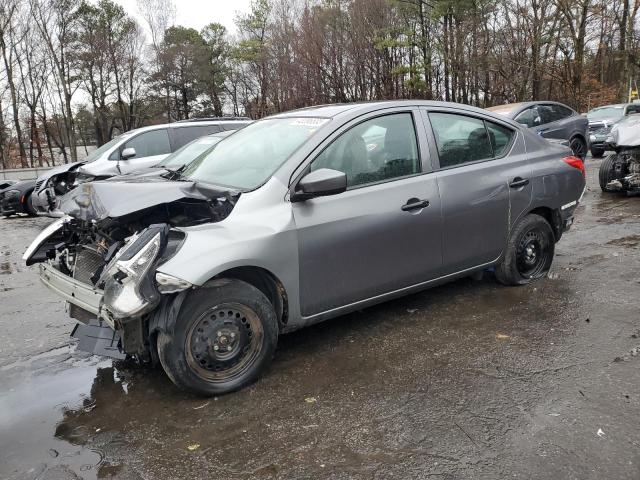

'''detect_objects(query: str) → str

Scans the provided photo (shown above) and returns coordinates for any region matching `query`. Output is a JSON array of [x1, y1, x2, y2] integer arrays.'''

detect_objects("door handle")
[[509, 177, 529, 188], [401, 198, 429, 212]]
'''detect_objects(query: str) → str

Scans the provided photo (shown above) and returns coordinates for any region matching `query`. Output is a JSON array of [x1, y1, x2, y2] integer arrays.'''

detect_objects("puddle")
[[0, 359, 113, 480]]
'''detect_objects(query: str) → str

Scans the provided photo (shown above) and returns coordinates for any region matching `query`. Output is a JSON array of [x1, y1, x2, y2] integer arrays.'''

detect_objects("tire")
[[24, 191, 37, 216], [570, 136, 587, 159], [590, 147, 605, 159], [495, 214, 555, 286], [157, 278, 278, 396], [598, 154, 620, 192]]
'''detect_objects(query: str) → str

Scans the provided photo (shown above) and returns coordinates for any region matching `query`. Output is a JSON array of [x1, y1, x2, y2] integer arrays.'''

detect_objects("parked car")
[[598, 114, 640, 193], [587, 103, 640, 158], [25, 101, 586, 395], [0, 180, 16, 190], [32, 118, 251, 216], [112, 130, 236, 180], [0, 179, 37, 217], [486, 101, 589, 159]]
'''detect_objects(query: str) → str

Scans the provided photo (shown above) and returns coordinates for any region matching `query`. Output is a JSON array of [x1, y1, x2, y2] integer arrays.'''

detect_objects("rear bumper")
[[39, 262, 105, 319]]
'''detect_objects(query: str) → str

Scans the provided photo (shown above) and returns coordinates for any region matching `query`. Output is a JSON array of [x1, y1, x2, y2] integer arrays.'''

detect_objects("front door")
[[292, 111, 443, 317]]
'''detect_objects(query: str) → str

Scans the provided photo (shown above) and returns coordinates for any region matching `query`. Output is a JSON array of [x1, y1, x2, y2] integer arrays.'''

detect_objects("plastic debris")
[[496, 333, 510, 340], [305, 397, 317, 404], [187, 443, 201, 451], [597, 428, 605, 437]]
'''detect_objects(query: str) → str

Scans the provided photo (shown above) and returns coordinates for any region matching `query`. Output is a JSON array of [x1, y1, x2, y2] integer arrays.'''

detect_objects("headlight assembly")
[[101, 224, 169, 319]]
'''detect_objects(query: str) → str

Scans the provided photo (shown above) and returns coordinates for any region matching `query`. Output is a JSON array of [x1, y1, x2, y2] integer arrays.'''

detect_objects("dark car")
[[0, 179, 37, 217], [0, 180, 16, 190], [487, 101, 589, 159], [587, 103, 640, 158]]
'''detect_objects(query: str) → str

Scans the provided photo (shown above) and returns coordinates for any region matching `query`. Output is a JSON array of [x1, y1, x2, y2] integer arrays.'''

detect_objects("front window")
[[182, 118, 328, 190], [84, 134, 132, 163]]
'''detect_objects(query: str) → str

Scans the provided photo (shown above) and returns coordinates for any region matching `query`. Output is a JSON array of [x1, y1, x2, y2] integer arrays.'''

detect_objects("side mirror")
[[121, 147, 136, 160], [292, 168, 347, 202]]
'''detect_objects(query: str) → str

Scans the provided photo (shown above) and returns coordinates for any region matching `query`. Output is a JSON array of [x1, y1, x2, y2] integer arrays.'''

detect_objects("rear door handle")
[[509, 177, 529, 188], [401, 198, 429, 212]]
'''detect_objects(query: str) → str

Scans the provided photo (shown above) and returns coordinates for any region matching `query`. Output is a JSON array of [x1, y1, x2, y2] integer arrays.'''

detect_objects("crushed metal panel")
[[71, 318, 126, 360]]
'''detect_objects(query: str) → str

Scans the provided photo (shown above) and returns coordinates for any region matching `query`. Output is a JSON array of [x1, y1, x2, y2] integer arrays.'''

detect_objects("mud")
[[1, 158, 640, 479]]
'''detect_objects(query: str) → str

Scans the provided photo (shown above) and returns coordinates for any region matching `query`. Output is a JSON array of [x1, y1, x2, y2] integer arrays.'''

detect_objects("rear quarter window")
[[171, 125, 221, 150]]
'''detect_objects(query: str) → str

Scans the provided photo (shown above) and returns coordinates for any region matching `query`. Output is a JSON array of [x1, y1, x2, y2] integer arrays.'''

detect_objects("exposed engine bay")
[[603, 150, 640, 192], [25, 179, 239, 358]]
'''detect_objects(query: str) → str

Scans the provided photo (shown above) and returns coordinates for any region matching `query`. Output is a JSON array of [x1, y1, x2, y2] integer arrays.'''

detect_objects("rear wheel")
[[157, 279, 278, 396], [590, 147, 605, 158], [570, 137, 587, 159], [495, 214, 555, 286], [598, 154, 621, 192]]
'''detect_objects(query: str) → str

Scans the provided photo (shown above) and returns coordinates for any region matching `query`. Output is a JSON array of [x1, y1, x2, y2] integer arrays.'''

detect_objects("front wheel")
[[598, 154, 621, 192], [590, 147, 605, 159], [157, 278, 278, 396], [495, 214, 555, 286]]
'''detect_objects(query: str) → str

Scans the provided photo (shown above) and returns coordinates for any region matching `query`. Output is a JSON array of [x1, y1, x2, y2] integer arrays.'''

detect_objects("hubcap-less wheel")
[[570, 138, 586, 159], [516, 229, 550, 279], [186, 302, 264, 382]]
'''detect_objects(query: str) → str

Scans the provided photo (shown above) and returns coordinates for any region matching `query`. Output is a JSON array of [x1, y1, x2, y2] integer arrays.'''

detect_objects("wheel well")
[[213, 267, 289, 330], [529, 206, 562, 241]]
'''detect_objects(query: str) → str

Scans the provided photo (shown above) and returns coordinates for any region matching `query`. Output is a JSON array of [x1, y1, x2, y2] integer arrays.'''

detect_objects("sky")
[[113, 0, 254, 36]]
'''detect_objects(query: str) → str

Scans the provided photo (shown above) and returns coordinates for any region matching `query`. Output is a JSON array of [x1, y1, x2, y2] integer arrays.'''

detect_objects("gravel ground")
[[0, 158, 639, 480]]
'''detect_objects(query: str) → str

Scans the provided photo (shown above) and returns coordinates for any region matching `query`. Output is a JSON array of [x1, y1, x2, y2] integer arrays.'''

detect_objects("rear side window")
[[311, 113, 420, 188], [171, 126, 221, 149], [626, 105, 640, 115], [117, 129, 171, 159], [429, 112, 514, 168], [553, 105, 574, 119]]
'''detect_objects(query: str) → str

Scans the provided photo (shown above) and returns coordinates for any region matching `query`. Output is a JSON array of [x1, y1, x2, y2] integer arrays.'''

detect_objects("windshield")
[[181, 117, 329, 190], [157, 135, 225, 169], [588, 106, 624, 120], [83, 133, 132, 163]]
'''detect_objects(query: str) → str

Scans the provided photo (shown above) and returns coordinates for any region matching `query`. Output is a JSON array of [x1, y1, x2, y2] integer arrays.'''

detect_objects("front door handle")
[[509, 177, 530, 188], [401, 198, 429, 212]]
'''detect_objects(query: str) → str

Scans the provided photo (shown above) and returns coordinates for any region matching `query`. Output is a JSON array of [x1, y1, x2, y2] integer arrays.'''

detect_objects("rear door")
[[292, 109, 443, 316], [423, 109, 532, 274], [169, 125, 221, 150]]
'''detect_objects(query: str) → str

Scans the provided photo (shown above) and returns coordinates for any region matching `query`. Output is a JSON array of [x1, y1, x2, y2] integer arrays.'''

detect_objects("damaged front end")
[[33, 161, 88, 216], [24, 179, 239, 359], [603, 150, 640, 192]]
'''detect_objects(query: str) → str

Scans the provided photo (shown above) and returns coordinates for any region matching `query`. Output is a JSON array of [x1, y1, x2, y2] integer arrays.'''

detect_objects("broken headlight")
[[102, 224, 168, 319]]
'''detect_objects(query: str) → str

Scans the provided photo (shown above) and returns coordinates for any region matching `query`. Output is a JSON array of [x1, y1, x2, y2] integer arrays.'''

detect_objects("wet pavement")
[[1, 158, 639, 479]]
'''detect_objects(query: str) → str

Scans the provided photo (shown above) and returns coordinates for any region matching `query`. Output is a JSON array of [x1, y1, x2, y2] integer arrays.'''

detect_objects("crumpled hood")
[[610, 116, 640, 147], [59, 176, 238, 222], [36, 161, 86, 193]]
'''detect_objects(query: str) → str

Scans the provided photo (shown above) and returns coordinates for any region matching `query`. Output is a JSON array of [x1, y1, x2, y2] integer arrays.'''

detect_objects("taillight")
[[563, 156, 585, 178]]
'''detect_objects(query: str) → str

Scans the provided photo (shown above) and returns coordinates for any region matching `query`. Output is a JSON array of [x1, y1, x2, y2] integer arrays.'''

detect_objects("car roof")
[[269, 100, 506, 120], [486, 100, 576, 118]]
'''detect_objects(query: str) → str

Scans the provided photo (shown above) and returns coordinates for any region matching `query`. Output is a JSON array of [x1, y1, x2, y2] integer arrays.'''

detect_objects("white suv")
[[33, 118, 251, 215]]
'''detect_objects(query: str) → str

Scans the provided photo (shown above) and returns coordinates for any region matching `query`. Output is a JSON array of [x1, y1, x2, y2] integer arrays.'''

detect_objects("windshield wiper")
[[162, 164, 187, 181]]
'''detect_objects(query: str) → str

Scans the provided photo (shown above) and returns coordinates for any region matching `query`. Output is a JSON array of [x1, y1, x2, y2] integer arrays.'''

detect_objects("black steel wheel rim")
[[571, 138, 586, 158], [185, 302, 264, 382], [516, 228, 550, 278]]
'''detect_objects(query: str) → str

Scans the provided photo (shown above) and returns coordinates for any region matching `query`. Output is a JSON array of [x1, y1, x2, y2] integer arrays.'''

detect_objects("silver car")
[[24, 101, 586, 395]]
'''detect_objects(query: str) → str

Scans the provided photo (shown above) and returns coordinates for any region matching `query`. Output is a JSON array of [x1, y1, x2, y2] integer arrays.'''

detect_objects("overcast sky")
[[114, 0, 254, 35]]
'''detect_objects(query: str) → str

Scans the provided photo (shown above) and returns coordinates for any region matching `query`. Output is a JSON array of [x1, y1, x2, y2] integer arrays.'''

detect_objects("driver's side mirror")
[[121, 147, 136, 160], [292, 168, 347, 202]]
